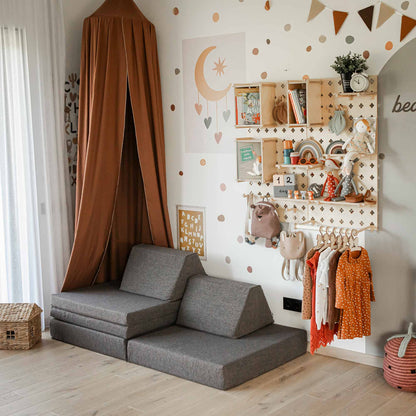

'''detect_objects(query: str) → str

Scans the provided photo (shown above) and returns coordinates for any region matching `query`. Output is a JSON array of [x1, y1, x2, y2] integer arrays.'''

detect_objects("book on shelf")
[[288, 89, 306, 124]]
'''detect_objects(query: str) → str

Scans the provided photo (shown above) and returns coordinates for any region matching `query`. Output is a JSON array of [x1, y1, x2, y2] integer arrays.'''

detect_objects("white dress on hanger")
[[315, 248, 337, 330]]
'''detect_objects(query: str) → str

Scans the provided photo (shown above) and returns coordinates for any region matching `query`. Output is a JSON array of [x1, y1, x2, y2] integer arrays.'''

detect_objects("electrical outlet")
[[283, 297, 302, 313]]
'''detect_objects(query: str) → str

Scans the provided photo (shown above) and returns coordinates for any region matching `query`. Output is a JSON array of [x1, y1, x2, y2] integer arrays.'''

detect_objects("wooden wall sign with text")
[[176, 206, 206, 260]]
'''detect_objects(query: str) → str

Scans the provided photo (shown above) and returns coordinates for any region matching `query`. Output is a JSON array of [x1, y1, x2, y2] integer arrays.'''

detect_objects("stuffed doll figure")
[[321, 158, 340, 201], [342, 118, 375, 154], [332, 152, 359, 201]]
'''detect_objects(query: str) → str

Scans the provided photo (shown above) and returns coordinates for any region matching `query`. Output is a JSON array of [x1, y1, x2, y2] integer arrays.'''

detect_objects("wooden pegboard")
[[244, 76, 379, 230]]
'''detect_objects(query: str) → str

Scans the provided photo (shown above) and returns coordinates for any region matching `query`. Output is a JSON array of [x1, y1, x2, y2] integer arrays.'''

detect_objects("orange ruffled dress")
[[308, 251, 337, 354], [335, 248, 375, 339]]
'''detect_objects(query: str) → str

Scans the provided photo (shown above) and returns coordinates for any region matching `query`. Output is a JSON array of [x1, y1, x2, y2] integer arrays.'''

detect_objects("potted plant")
[[331, 52, 368, 93]]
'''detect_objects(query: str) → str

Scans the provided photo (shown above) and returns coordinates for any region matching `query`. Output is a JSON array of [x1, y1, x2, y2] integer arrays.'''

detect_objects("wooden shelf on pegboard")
[[271, 197, 377, 208]]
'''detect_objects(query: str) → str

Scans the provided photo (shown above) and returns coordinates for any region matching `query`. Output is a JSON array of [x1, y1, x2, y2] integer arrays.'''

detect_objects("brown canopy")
[[62, 0, 173, 291]]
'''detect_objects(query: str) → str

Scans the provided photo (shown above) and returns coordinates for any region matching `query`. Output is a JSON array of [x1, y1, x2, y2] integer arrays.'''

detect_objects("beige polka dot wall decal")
[[345, 35, 354, 44], [402, 1, 409, 10], [179, 170, 183, 176], [200, 159, 206, 166], [237, 235, 244, 244], [252, 48, 259, 55], [217, 214, 225, 222], [261, 71, 268, 79], [266, 38, 271, 44], [319, 35, 327, 43], [306, 45, 312, 52], [284, 24, 291, 32], [363, 50, 370, 59], [225, 256, 231, 264], [174, 68, 180, 75], [385, 41, 393, 51], [220, 183, 226, 191], [247, 266, 253, 273], [170, 104, 176, 111], [212, 12, 220, 22], [173, 7, 179, 15]]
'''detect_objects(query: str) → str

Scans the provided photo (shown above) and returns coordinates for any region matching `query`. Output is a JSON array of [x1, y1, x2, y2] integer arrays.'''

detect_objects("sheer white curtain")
[[0, 0, 73, 326]]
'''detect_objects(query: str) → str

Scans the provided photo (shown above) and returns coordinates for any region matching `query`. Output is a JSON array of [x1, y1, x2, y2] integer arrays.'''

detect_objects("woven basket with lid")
[[0, 303, 42, 350], [384, 322, 416, 392]]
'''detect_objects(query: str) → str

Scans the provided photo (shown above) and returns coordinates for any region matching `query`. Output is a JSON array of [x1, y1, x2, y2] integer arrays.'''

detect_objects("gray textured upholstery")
[[50, 318, 127, 360], [52, 283, 179, 333], [127, 324, 307, 390], [120, 244, 205, 301], [50, 307, 177, 339], [176, 275, 273, 338]]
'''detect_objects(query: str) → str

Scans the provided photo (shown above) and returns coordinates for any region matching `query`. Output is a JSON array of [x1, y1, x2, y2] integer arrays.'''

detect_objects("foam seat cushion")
[[176, 275, 274, 338], [127, 324, 307, 390], [51, 283, 180, 338], [120, 244, 205, 301]]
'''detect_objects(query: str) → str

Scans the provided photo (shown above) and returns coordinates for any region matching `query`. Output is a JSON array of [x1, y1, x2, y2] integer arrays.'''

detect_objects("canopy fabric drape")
[[62, 0, 173, 292]]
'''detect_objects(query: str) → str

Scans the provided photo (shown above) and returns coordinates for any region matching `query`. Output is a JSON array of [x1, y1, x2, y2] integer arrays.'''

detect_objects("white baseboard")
[[307, 343, 384, 368]]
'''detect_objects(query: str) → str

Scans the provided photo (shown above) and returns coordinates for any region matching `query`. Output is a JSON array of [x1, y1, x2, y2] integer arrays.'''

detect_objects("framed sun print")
[[176, 205, 207, 260]]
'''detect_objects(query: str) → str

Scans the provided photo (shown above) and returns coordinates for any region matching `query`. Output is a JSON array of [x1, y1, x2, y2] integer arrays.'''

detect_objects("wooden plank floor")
[[0, 332, 414, 416]]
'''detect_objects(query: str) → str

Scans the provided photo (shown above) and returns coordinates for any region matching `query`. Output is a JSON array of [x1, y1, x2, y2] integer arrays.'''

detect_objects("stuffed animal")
[[280, 232, 306, 281], [332, 152, 360, 201], [321, 158, 340, 201], [250, 202, 281, 248], [342, 118, 375, 154]]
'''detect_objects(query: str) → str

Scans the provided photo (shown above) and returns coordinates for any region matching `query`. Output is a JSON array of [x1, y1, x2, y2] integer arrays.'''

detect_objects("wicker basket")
[[0, 303, 42, 350], [384, 323, 416, 392]]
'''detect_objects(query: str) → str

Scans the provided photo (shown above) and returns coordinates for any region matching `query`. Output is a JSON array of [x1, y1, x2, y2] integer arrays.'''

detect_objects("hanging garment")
[[335, 248, 375, 339], [61, 0, 173, 291], [327, 251, 342, 331], [302, 248, 317, 320], [315, 248, 337, 330], [308, 252, 337, 354], [328, 110, 346, 135]]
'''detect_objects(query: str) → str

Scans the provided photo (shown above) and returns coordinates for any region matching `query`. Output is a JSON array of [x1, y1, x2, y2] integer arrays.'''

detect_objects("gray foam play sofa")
[[50, 244, 306, 390]]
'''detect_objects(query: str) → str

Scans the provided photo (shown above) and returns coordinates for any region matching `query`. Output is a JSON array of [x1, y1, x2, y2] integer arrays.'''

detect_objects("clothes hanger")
[[319, 226, 331, 252], [330, 227, 339, 250], [350, 229, 362, 252], [315, 226, 325, 249], [340, 228, 350, 252]]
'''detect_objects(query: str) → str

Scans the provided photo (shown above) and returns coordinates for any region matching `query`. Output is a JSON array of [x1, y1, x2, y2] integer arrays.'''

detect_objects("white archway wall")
[[63, 0, 416, 357]]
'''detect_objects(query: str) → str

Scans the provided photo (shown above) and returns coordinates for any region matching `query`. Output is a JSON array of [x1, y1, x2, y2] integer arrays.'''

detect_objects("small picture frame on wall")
[[176, 205, 207, 260]]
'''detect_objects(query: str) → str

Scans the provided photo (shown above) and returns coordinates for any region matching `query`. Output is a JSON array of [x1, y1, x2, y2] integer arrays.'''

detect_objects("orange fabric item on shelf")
[[308, 252, 337, 354], [335, 249, 375, 339]]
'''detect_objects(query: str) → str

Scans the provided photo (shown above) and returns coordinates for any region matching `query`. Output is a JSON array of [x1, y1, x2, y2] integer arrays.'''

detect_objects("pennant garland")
[[306, 0, 416, 42], [307, 0, 325, 22], [333, 11, 349, 35], [377, 2, 395, 28], [401, 15, 416, 41], [358, 5, 374, 31]]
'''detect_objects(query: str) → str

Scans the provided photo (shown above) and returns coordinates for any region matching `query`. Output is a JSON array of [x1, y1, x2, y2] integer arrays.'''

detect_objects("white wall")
[[63, 0, 416, 356]]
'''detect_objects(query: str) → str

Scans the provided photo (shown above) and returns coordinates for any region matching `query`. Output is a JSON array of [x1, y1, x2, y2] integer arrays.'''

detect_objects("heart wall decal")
[[204, 117, 212, 129], [215, 132, 222, 144], [195, 103, 202, 115], [223, 109, 231, 122]]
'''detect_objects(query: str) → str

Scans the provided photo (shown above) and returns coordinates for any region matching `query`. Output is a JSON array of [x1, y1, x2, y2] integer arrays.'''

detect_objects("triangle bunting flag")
[[307, 0, 326, 22], [358, 5, 374, 31], [333, 11, 349, 35], [377, 2, 396, 29], [401, 15, 416, 41]]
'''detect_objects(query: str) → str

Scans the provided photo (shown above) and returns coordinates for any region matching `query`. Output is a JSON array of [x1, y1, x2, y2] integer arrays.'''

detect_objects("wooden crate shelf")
[[234, 83, 277, 129]]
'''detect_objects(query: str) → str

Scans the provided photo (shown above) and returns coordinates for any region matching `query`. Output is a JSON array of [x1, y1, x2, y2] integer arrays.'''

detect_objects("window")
[[6, 330, 15, 340]]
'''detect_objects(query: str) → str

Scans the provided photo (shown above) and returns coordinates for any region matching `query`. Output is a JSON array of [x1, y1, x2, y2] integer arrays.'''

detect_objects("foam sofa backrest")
[[176, 275, 274, 338], [120, 244, 205, 301]]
